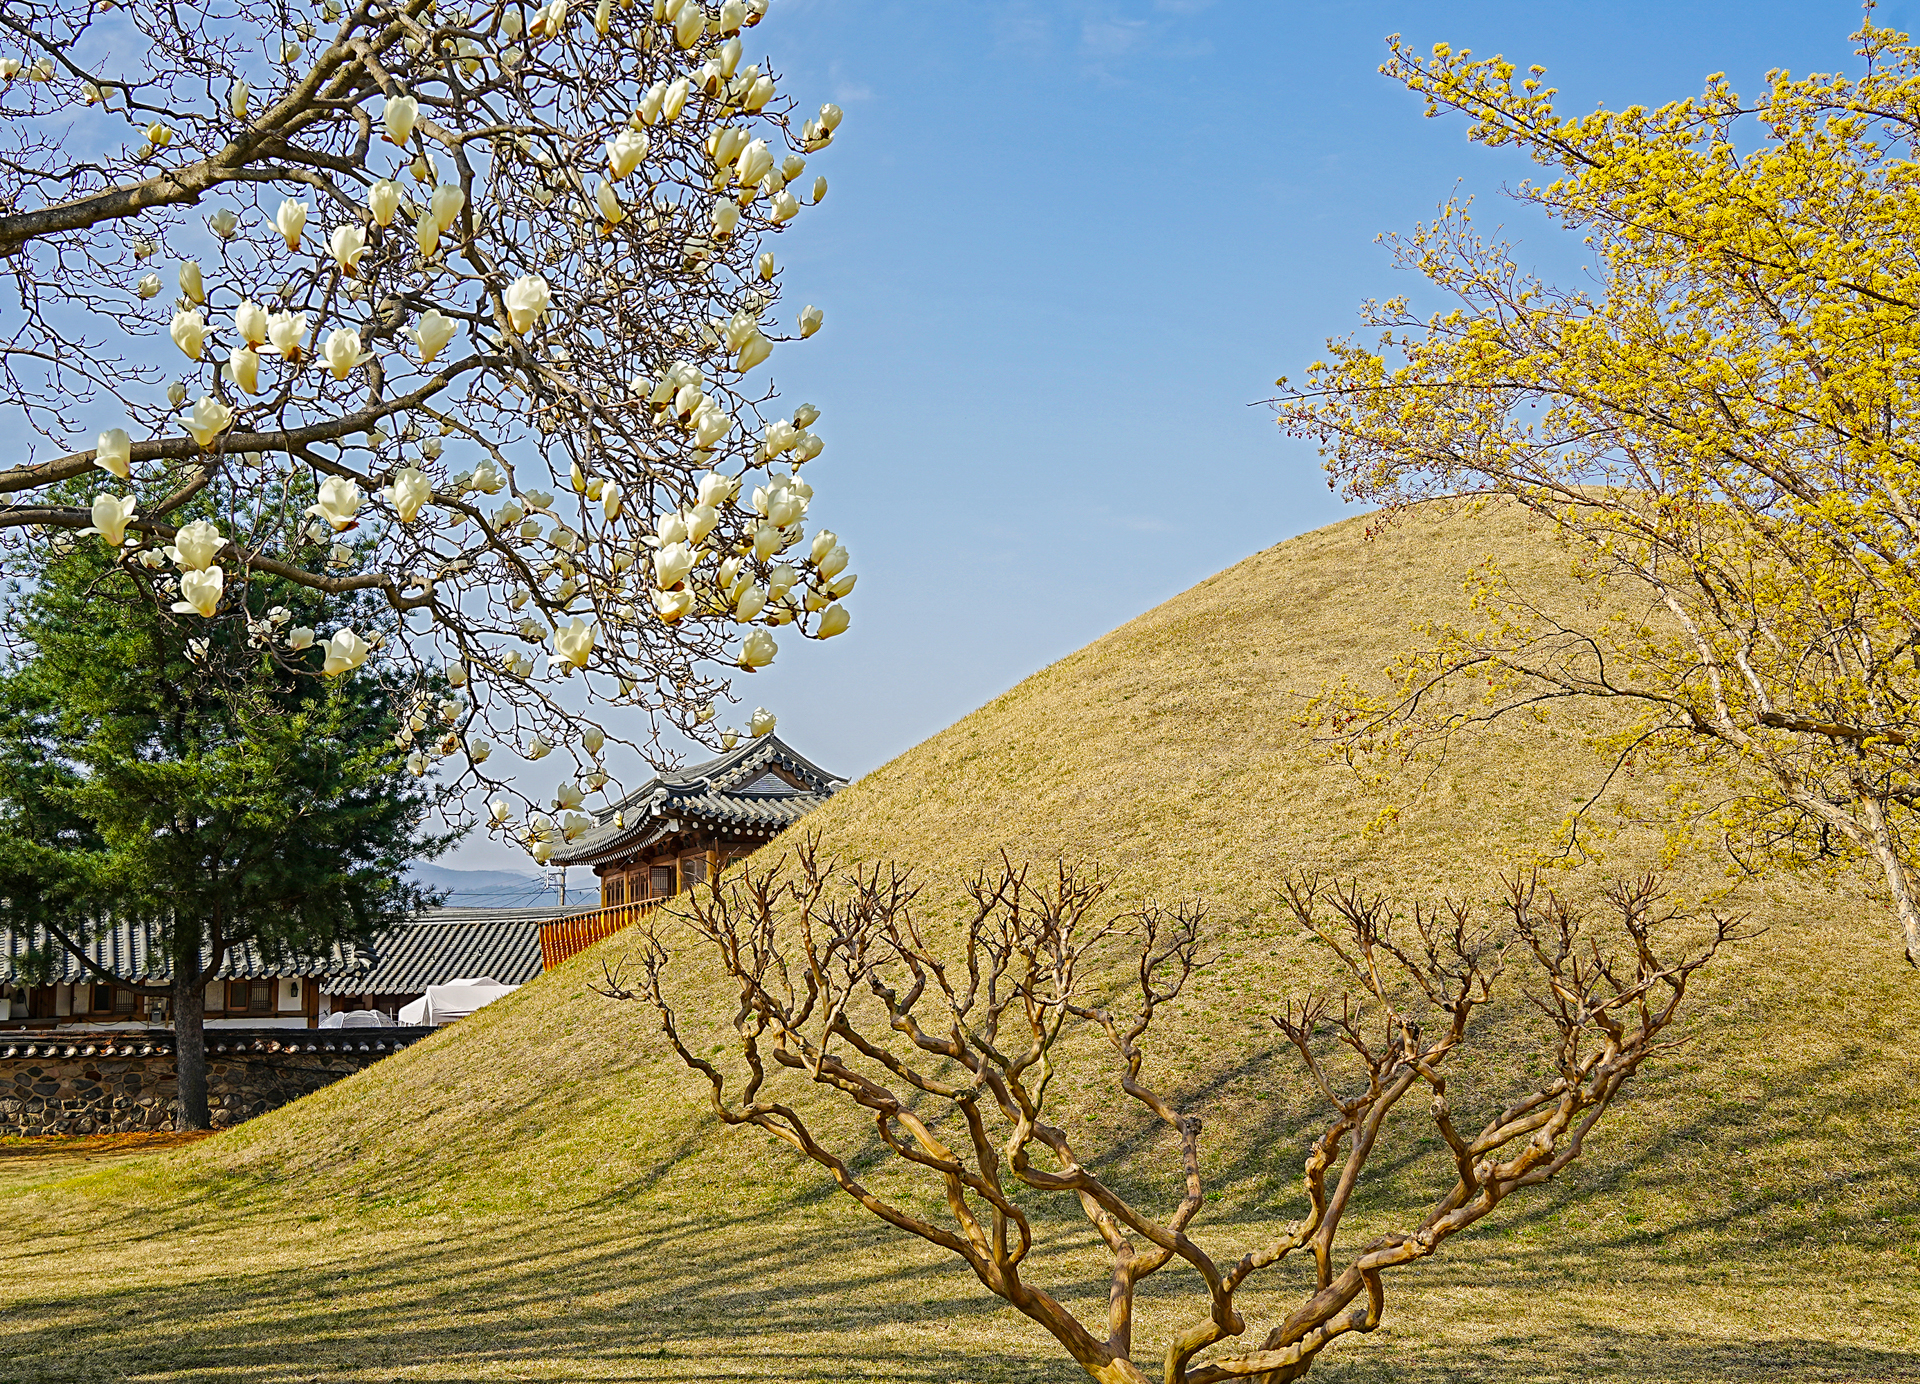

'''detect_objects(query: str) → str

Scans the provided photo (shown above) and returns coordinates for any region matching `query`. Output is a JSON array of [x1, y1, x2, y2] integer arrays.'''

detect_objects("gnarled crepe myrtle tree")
[[1278, 18, 1920, 966], [603, 843, 1738, 1384], [0, 0, 855, 848]]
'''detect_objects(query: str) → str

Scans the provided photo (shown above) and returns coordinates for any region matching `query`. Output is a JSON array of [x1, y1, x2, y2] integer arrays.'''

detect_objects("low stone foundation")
[[0, 1027, 432, 1135]]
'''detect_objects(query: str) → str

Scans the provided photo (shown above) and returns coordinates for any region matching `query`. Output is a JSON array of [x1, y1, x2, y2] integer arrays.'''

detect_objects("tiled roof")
[[338, 907, 591, 994], [550, 733, 842, 867], [0, 921, 372, 986]]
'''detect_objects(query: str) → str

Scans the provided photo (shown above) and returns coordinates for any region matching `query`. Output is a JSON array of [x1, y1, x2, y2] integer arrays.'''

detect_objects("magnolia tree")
[[0, 0, 854, 857]]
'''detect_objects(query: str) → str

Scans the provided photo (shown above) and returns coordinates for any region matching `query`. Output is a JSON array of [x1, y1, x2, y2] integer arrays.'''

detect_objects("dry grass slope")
[[1, 505, 1915, 1384]]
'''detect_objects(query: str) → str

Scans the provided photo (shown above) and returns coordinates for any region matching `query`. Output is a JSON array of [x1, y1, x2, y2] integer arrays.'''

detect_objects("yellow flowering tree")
[[1277, 17, 1920, 966]]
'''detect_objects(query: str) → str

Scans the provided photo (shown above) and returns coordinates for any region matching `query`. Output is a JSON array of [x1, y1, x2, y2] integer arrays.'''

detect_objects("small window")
[[680, 855, 707, 887], [249, 981, 271, 1012], [604, 874, 625, 906], [90, 982, 114, 1013], [113, 987, 136, 1014], [227, 981, 250, 1012], [650, 864, 676, 897]]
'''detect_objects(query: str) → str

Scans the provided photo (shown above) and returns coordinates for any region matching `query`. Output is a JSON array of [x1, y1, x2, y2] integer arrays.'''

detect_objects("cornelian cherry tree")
[[0, 0, 855, 852]]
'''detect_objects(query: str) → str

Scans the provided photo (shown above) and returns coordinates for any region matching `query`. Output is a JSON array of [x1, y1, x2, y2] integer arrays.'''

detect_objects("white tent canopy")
[[397, 977, 517, 1026]]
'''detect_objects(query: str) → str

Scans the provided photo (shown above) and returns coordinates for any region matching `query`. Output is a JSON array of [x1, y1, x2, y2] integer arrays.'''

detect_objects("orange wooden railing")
[[538, 898, 667, 970]]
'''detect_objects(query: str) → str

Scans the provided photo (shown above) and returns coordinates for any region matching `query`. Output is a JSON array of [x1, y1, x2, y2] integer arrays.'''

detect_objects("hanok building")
[[541, 734, 843, 966], [0, 923, 370, 1031]]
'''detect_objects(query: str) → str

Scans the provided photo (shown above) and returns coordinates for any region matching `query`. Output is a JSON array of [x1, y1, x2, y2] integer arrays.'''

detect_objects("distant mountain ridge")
[[405, 863, 561, 909]]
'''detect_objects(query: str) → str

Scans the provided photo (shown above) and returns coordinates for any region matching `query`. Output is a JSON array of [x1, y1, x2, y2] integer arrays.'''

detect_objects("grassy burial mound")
[[4, 504, 1917, 1384]]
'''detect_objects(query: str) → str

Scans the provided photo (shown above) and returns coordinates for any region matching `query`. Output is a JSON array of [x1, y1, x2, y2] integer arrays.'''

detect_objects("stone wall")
[[0, 1028, 432, 1135]]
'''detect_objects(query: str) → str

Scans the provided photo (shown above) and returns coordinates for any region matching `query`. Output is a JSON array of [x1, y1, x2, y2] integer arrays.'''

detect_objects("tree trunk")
[[172, 965, 210, 1131]]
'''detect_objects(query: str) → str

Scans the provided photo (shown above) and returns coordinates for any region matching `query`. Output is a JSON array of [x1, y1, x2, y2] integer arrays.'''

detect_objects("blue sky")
[[448, 0, 1884, 870]]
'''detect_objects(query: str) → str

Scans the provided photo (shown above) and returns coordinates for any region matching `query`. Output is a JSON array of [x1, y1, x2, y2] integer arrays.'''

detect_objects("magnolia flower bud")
[[229, 78, 250, 120], [169, 310, 206, 361], [698, 471, 737, 508], [414, 208, 441, 258], [95, 429, 132, 479], [384, 94, 420, 145], [800, 305, 823, 338], [209, 208, 240, 240], [552, 617, 597, 667], [505, 275, 551, 333], [180, 397, 234, 448], [595, 0, 612, 34], [179, 260, 206, 304], [717, 36, 743, 75], [229, 345, 260, 395], [817, 543, 849, 579], [136, 272, 163, 300], [811, 175, 828, 204], [743, 73, 775, 111], [328, 223, 368, 275], [819, 103, 843, 133], [274, 198, 308, 251], [582, 723, 605, 755], [501, 6, 525, 38], [322, 327, 367, 381], [172, 565, 225, 618], [90, 493, 139, 547], [734, 583, 766, 621], [712, 199, 741, 237], [413, 308, 457, 364], [602, 480, 625, 521], [828, 570, 857, 598], [693, 402, 732, 447], [146, 122, 173, 148], [687, 503, 718, 544], [736, 330, 772, 373], [390, 467, 431, 522], [307, 475, 364, 531], [322, 627, 371, 676], [167, 381, 189, 408], [748, 706, 776, 735], [757, 251, 776, 281]]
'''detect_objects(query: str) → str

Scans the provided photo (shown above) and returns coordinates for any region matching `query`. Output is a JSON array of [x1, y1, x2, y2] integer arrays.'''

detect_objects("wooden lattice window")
[[650, 864, 676, 897]]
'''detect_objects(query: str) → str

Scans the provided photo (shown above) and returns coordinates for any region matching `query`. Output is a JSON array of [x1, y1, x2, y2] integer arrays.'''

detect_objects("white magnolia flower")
[[606, 128, 649, 179], [179, 397, 234, 448], [328, 223, 368, 274], [735, 139, 773, 188], [712, 199, 741, 237], [654, 541, 696, 588], [662, 75, 689, 121], [321, 326, 368, 381], [733, 583, 767, 621], [94, 428, 132, 479], [90, 493, 139, 547], [287, 626, 316, 650], [739, 630, 777, 670], [469, 738, 492, 764], [209, 208, 241, 240], [749, 706, 777, 736], [505, 275, 550, 333], [653, 588, 694, 623], [308, 475, 364, 531], [235, 299, 269, 346], [389, 467, 431, 522], [406, 750, 428, 778], [414, 208, 441, 258], [170, 519, 224, 571], [736, 329, 772, 373], [551, 617, 596, 668], [554, 780, 584, 810], [179, 260, 206, 304], [136, 272, 163, 300], [368, 179, 402, 227], [266, 310, 308, 359], [818, 603, 851, 639], [526, 736, 552, 761], [169, 309, 206, 361], [769, 190, 799, 224], [595, 181, 626, 226], [321, 627, 371, 676], [274, 198, 308, 251], [800, 305, 823, 338], [429, 183, 465, 234], [229, 346, 260, 395], [470, 460, 506, 493], [172, 565, 225, 618], [489, 797, 513, 824], [582, 723, 605, 755], [384, 93, 419, 145], [229, 78, 249, 120]]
